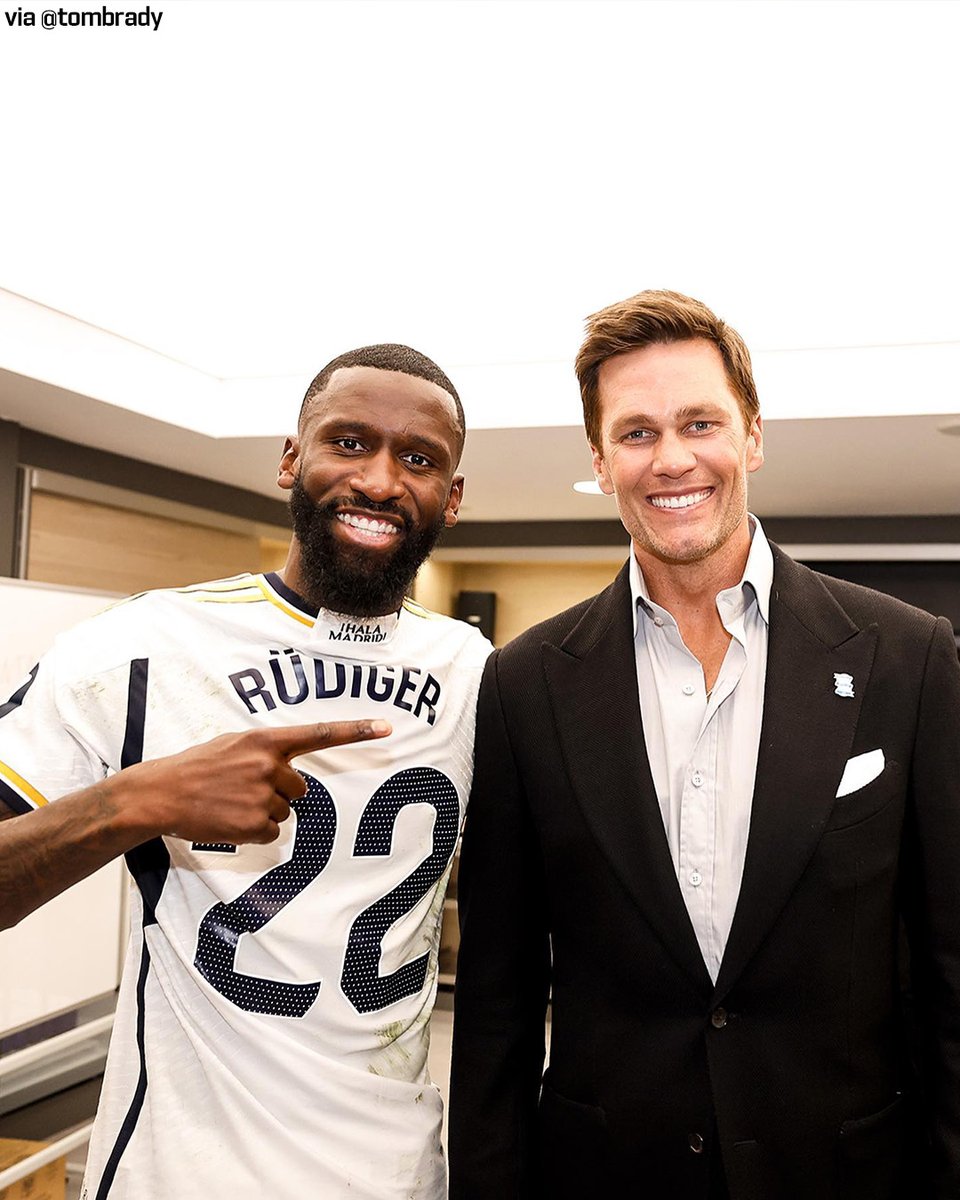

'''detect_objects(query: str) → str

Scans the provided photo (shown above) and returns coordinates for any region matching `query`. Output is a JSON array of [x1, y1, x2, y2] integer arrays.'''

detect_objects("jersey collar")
[[263, 572, 402, 648]]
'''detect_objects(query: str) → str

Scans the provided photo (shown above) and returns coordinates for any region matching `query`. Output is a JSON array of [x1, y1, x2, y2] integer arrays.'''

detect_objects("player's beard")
[[288, 476, 447, 616]]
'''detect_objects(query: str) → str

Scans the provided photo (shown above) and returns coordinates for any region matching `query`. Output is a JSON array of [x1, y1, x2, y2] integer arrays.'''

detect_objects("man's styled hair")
[[300, 343, 466, 457], [574, 290, 759, 447]]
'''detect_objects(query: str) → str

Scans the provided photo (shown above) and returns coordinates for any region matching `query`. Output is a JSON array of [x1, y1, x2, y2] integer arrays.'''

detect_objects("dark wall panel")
[[443, 514, 960, 551], [806, 560, 960, 632], [0, 420, 21, 577]]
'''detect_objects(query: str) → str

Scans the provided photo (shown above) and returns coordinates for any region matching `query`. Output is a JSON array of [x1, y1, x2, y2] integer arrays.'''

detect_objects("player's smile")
[[333, 507, 404, 549]]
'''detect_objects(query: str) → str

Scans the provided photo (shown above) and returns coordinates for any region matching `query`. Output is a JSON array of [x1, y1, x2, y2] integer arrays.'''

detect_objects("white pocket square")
[[836, 749, 885, 798]]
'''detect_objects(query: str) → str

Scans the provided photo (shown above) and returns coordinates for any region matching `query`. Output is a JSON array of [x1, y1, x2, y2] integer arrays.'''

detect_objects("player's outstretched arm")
[[0, 719, 390, 931]]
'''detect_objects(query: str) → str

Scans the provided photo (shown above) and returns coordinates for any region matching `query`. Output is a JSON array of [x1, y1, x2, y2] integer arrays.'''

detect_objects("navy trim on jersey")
[[265, 572, 319, 618], [97, 657, 168, 1195], [125, 838, 171, 927], [94, 938, 152, 1200], [0, 777, 31, 815], [120, 660, 148, 771], [119, 660, 170, 923], [0, 664, 39, 720]]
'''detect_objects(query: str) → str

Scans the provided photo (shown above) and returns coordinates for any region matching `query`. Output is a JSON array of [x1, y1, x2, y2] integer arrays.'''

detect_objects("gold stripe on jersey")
[[187, 592, 267, 605], [102, 576, 262, 615], [255, 576, 315, 627], [401, 597, 445, 621], [175, 575, 257, 595], [176, 576, 267, 607], [0, 759, 48, 808]]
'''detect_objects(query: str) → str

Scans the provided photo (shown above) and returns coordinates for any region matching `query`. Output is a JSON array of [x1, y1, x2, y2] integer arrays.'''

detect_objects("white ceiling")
[[1, 0, 958, 525]]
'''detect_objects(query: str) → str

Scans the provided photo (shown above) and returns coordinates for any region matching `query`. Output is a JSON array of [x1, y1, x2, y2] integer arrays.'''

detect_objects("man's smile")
[[334, 510, 404, 546], [648, 487, 714, 511]]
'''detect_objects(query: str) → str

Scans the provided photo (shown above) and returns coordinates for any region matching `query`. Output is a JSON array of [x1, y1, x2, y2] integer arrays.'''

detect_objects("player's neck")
[[276, 544, 311, 605]]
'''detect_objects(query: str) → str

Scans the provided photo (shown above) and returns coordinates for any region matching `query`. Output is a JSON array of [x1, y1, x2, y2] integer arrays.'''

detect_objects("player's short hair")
[[300, 344, 466, 459], [575, 290, 759, 447]]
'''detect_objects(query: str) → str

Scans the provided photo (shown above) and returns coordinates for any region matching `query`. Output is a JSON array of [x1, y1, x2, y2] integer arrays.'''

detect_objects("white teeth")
[[650, 489, 711, 510], [336, 514, 397, 535]]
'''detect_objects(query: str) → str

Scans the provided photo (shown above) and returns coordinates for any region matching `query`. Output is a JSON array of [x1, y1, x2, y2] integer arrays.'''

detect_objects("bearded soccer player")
[[0, 345, 491, 1200]]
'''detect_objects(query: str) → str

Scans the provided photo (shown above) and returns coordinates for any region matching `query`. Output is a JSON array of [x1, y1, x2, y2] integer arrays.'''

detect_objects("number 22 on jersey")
[[193, 766, 459, 1017]]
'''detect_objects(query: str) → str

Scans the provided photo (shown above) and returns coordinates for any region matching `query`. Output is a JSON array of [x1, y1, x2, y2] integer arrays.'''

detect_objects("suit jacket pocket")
[[824, 760, 901, 832], [538, 1075, 608, 1198], [838, 1093, 905, 1199]]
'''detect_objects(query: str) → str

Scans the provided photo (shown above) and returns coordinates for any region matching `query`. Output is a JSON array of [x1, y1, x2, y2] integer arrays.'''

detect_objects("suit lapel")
[[715, 548, 878, 997], [542, 565, 713, 993]]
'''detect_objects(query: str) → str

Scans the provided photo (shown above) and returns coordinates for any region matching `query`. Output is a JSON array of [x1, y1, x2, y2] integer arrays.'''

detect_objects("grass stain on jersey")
[[367, 1020, 419, 1080], [376, 1020, 406, 1046]]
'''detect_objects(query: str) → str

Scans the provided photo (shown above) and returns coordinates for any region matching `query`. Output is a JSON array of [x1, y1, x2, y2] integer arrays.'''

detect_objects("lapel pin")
[[833, 672, 854, 699]]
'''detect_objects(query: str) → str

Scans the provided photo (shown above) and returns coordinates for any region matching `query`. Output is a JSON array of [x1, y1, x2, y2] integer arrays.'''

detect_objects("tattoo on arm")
[[0, 780, 133, 930]]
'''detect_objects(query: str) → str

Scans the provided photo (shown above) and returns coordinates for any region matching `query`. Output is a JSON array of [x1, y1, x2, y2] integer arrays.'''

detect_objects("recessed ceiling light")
[[937, 420, 960, 437], [573, 480, 605, 495]]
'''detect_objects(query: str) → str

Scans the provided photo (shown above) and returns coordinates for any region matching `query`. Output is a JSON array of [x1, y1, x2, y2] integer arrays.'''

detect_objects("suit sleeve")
[[902, 616, 960, 1196], [448, 649, 552, 1200]]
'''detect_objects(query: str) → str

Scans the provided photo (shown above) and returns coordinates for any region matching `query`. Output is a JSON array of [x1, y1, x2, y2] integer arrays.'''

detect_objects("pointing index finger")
[[271, 720, 392, 760]]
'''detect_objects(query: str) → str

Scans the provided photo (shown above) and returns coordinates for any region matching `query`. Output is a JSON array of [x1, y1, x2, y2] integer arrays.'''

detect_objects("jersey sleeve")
[[0, 644, 108, 816]]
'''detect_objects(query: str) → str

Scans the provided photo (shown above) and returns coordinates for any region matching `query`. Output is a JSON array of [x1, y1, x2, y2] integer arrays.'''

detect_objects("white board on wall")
[[0, 577, 128, 1037], [0, 577, 118, 695]]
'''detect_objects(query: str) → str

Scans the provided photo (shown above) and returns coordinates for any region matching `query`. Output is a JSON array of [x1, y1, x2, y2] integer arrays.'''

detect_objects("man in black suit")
[[448, 290, 960, 1199]]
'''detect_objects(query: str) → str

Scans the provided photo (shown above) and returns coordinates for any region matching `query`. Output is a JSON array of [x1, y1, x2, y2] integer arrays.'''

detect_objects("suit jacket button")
[[688, 1133, 705, 1154], [711, 1008, 728, 1029]]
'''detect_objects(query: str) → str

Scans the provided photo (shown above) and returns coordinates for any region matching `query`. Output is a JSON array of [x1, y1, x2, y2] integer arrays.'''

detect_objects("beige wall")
[[414, 558, 623, 644], [27, 492, 288, 594], [27, 490, 617, 642], [412, 561, 459, 617], [259, 537, 291, 575]]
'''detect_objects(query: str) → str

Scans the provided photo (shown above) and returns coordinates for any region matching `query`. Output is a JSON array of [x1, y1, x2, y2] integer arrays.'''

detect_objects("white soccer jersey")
[[0, 572, 491, 1200]]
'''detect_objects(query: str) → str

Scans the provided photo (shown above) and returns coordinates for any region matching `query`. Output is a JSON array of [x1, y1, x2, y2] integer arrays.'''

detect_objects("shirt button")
[[691, 771, 704, 787], [688, 1133, 705, 1154], [653, 617, 664, 627], [682, 683, 695, 696], [711, 1008, 728, 1029], [689, 870, 703, 887]]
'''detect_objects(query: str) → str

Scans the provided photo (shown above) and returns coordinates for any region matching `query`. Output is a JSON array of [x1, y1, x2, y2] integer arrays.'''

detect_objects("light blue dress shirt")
[[630, 517, 774, 982]]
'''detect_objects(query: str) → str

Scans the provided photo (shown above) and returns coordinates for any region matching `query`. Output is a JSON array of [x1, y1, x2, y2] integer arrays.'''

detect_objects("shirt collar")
[[630, 515, 774, 636]]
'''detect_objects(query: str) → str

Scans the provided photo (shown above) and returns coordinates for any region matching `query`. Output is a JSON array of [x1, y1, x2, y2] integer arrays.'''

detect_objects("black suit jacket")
[[448, 547, 960, 1200]]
